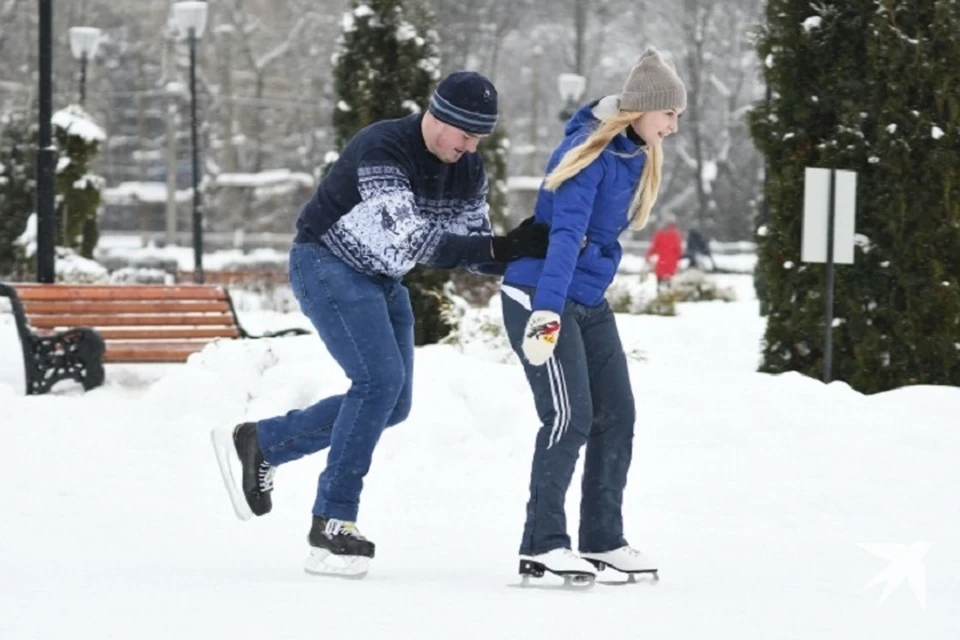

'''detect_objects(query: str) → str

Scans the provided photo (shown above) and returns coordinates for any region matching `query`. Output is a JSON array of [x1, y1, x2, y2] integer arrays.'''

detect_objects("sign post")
[[801, 167, 857, 383]]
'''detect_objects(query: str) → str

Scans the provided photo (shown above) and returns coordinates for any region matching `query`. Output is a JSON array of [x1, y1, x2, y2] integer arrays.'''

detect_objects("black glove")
[[491, 216, 550, 262]]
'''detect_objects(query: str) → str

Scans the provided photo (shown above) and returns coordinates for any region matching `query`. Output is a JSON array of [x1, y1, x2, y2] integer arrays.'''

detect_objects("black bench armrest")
[[0, 283, 106, 395]]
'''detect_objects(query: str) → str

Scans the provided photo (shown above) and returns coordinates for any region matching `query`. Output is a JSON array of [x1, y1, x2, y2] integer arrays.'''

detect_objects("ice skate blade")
[[210, 428, 253, 521], [304, 548, 370, 579], [585, 558, 659, 584], [597, 570, 659, 585], [510, 574, 596, 590], [512, 560, 596, 590]]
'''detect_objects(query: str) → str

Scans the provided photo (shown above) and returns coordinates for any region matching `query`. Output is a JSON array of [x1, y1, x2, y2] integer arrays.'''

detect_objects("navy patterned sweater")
[[294, 113, 501, 278]]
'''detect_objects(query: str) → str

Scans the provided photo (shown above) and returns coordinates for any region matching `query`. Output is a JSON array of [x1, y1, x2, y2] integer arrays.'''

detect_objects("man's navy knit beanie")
[[428, 71, 499, 135]]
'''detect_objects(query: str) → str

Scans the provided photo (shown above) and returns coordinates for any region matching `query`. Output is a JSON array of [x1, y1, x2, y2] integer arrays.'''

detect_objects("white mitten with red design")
[[522, 310, 561, 366]]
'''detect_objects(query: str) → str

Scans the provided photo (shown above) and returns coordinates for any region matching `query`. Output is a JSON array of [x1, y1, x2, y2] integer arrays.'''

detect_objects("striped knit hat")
[[619, 47, 687, 113], [428, 71, 499, 135]]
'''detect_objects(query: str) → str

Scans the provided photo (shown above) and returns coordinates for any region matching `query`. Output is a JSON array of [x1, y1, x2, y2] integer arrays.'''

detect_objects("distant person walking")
[[646, 213, 683, 289], [685, 228, 714, 272]]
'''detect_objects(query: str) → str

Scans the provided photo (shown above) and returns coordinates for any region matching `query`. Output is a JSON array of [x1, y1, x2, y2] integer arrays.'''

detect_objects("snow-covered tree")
[[332, 0, 441, 147], [0, 111, 35, 278], [218, 3, 325, 174], [53, 105, 106, 258], [751, 0, 960, 393], [852, 0, 960, 390], [665, 0, 765, 240], [428, 0, 538, 78]]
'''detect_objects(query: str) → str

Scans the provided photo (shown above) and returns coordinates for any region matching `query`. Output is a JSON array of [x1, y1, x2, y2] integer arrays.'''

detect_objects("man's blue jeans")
[[256, 242, 414, 521]]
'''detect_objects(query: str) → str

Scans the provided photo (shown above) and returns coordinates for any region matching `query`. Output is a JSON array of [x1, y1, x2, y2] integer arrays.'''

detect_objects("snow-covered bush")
[[670, 269, 737, 303], [53, 105, 106, 258], [53, 246, 109, 283], [440, 285, 514, 363], [0, 111, 35, 278], [606, 273, 676, 316], [108, 267, 174, 284]]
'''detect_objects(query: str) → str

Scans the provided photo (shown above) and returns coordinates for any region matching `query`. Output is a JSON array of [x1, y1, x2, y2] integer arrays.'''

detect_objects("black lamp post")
[[557, 72, 586, 123], [36, 0, 55, 283], [173, 1, 208, 284], [69, 26, 101, 106]]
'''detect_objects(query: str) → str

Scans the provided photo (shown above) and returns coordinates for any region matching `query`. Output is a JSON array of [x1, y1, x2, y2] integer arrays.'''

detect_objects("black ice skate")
[[210, 422, 276, 520], [304, 517, 376, 578]]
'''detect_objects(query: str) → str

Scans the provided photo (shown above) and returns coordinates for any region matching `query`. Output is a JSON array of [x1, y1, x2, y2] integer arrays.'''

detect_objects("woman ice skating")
[[500, 47, 686, 586]]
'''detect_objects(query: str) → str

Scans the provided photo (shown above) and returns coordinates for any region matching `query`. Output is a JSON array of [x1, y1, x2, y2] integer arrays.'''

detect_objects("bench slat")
[[96, 327, 241, 340], [23, 300, 232, 314], [104, 341, 215, 363], [13, 284, 228, 301], [31, 313, 236, 328]]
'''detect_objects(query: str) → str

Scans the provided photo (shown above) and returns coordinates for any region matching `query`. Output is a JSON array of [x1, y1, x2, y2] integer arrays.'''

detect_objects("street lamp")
[[68, 26, 100, 105], [557, 72, 586, 123], [173, 1, 208, 284], [37, 0, 55, 283]]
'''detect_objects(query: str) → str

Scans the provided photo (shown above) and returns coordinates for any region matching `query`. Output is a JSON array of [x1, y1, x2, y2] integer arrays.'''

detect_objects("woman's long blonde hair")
[[543, 110, 662, 230]]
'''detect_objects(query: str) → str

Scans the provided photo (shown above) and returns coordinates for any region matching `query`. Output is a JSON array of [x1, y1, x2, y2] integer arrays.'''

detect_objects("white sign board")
[[801, 167, 857, 264]]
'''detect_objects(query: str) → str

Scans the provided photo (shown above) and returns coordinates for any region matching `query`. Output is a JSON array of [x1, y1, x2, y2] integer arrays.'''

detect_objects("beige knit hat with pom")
[[619, 47, 687, 113]]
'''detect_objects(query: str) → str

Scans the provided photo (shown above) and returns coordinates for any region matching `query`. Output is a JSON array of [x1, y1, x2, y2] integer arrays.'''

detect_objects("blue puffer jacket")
[[503, 98, 647, 314]]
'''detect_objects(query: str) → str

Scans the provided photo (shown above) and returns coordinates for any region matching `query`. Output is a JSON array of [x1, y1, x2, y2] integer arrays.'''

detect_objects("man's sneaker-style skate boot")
[[304, 517, 376, 578], [518, 549, 596, 588], [210, 422, 276, 520], [581, 545, 659, 583]]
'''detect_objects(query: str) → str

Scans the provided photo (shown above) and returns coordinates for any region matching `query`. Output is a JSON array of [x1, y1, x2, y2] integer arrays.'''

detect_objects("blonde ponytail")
[[543, 110, 663, 231]]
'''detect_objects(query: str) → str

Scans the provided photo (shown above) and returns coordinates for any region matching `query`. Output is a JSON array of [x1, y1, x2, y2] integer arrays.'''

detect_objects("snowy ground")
[[1, 274, 958, 640]]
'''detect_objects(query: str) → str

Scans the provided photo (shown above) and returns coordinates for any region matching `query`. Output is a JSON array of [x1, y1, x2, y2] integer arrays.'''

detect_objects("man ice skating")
[[211, 71, 550, 578]]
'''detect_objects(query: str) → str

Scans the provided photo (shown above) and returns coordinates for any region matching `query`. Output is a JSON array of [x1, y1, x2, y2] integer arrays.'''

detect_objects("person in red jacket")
[[646, 213, 683, 289]]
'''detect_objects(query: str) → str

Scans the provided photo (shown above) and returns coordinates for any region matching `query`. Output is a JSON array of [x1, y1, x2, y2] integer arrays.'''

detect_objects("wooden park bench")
[[0, 282, 308, 395]]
